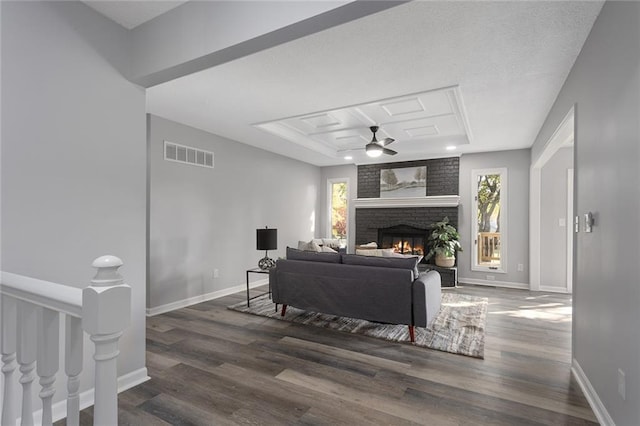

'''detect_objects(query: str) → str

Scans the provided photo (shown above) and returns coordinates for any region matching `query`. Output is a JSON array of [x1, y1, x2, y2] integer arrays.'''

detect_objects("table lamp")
[[256, 226, 277, 270]]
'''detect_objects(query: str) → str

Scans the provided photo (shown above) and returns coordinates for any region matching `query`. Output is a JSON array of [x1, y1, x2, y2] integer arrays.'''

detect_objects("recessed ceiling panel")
[[381, 98, 425, 117], [254, 85, 472, 160], [405, 125, 439, 138], [302, 113, 341, 129]]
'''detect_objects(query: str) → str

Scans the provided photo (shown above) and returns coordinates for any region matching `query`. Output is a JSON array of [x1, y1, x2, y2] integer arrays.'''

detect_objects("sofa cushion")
[[341, 254, 419, 279], [286, 247, 341, 263]]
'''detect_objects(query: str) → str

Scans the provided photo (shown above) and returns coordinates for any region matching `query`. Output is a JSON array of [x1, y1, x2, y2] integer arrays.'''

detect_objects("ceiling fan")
[[366, 126, 397, 157]]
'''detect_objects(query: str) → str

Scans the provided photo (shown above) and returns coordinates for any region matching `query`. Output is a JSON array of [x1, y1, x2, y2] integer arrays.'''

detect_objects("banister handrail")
[[1, 272, 82, 318], [1, 255, 131, 426]]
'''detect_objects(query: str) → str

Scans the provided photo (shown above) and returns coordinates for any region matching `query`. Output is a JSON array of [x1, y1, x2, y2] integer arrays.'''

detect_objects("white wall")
[[540, 147, 573, 290], [531, 2, 640, 424], [458, 150, 530, 287], [1, 0, 147, 415], [148, 115, 321, 311], [319, 164, 357, 252]]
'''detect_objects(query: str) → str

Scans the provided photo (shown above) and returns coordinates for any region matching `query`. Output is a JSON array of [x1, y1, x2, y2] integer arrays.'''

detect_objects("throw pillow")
[[286, 247, 341, 263], [321, 238, 341, 249], [355, 248, 395, 257], [297, 240, 322, 252], [358, 242, 378, 248], [320, 245, 337, 253]]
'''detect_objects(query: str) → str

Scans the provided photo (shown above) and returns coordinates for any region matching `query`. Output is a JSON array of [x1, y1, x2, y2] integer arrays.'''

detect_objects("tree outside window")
[[330, 181, 348, 239], [473, 169, 506, 271]]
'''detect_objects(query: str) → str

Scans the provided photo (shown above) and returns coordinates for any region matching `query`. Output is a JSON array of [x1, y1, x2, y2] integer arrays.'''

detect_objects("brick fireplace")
[[356, 207, 458, 247], [355, 157, 459, 247]]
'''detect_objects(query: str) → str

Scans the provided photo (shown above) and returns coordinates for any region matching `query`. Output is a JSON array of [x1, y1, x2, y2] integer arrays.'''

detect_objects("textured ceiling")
[[147, 1, 602, 165], [143, 1, 602, 166]]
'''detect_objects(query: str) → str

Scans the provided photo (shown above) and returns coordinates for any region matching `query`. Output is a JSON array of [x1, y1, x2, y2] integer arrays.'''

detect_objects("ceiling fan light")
[[366, 144, 383, 157]]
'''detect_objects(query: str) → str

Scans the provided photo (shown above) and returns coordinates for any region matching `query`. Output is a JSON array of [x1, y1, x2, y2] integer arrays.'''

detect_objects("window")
[[472, 168, 507, 272], [327, 178, 349, 241]]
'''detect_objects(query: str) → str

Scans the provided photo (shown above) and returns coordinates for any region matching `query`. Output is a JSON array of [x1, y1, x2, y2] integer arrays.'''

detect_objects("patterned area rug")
[[228, 292, 488, 358]]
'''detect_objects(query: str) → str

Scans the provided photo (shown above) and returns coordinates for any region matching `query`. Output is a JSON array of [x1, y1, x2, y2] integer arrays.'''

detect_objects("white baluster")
[[37, 308, 59, 426], [1, 295, 17, 426], [65, 316, 83, 426], [17, 301, 37, 426], [82, 255, 131, 426]]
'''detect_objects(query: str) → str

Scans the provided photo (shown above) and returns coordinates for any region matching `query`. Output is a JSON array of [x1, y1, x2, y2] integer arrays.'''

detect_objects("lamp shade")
[[256, 228, 277, 251]]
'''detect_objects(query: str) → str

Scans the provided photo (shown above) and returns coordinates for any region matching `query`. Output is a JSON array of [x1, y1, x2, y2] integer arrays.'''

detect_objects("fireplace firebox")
[[378, 225, 428, 258]]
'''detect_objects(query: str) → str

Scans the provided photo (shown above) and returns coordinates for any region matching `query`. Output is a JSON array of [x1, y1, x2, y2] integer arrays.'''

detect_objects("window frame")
[[326, 177, 349, 241], [471, 168, 508, 273]]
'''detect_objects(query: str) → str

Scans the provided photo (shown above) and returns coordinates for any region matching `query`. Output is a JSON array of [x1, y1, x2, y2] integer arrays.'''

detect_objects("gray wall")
[[531, 2, 639, 424], [319, 165, 357, 252], [148, 115, 321, 310], [458, 150, 530, 287], [540, 147, 573, 290], [1, 0, 146, 409]]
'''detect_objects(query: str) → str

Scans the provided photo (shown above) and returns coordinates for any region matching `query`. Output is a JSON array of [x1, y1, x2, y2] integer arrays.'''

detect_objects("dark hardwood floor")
[[74, 285, 597, 425]]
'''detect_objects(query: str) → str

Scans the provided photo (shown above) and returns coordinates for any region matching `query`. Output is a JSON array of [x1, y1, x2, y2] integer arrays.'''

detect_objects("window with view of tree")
[[472, 168, 507, 272], [328, 179, 348, 240]]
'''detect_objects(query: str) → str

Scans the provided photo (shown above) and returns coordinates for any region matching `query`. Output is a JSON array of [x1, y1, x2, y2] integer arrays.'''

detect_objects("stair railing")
[[1, 255, 131, 426]]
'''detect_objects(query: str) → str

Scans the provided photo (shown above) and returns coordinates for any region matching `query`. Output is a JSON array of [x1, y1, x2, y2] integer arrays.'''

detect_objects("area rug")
[[228, 292, 488, 358]]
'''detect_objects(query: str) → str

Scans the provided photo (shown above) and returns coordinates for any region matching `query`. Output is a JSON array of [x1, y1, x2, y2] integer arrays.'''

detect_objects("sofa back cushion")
[[341, 254, 419, 279], [286, 247, 341, 263]]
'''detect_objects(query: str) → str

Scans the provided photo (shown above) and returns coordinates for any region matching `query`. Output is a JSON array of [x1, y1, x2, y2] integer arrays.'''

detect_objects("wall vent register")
[[164, 141, 214, 168]]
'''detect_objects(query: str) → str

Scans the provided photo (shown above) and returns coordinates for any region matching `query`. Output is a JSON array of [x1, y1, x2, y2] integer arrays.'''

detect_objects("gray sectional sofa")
[[269, 247, 442, 342]]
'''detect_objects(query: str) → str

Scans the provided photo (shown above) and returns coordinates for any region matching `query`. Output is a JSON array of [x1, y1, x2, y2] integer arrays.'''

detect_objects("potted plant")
[[425, 217, 462, 268]]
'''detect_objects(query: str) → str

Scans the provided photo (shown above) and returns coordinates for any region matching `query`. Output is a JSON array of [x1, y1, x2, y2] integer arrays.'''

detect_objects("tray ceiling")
[[255, 86, 471, 159]]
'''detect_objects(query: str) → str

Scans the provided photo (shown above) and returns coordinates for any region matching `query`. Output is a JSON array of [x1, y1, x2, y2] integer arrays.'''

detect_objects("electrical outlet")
[[517, 263, 524, 272], [213, 269, 219, 278], [486, 275, 495, 281], [618, 369, 626, 400]]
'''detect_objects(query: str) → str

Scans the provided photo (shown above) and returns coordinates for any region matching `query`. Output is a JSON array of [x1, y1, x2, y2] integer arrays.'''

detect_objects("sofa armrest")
[[412, 270, 442, 327]]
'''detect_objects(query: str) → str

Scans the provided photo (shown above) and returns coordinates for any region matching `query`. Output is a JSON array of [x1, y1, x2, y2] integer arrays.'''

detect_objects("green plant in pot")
[[425, 217, 462, 268]]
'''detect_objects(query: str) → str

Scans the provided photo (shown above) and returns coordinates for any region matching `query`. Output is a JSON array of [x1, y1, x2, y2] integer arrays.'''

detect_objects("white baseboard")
[[458, 277, 529, 290], [572, 358, 614, 426], [35, 367, 150, 424], [146, 279, 269, 316], [539, 285, 570, 294]]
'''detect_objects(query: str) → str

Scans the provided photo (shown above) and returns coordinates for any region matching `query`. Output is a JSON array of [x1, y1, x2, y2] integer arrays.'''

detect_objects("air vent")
[[164, 141, 214, 168]]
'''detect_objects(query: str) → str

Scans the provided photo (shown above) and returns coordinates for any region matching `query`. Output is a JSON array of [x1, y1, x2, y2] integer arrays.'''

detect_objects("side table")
[[418, 264, 458, 288], [246, 267, 271, 307]]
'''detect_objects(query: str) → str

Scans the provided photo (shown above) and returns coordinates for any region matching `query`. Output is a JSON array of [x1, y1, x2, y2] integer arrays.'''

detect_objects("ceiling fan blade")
[[382, 147, 397, 155], [380, 137, 395, 146]]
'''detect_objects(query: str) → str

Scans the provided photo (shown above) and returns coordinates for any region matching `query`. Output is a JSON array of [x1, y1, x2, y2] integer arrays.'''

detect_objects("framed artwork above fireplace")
[[380, 166, 427, 198]]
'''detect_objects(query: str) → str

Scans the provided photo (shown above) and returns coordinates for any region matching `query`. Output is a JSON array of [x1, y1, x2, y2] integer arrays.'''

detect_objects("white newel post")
[[82, 256, 131, 426]]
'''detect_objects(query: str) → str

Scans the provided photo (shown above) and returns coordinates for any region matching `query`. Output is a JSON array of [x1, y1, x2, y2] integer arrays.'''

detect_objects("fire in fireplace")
[[378, 225, 427, 257]]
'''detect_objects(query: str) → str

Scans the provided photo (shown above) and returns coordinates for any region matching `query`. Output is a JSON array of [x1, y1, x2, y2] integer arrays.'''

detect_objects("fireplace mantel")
[[353, 195, 459, 209]]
